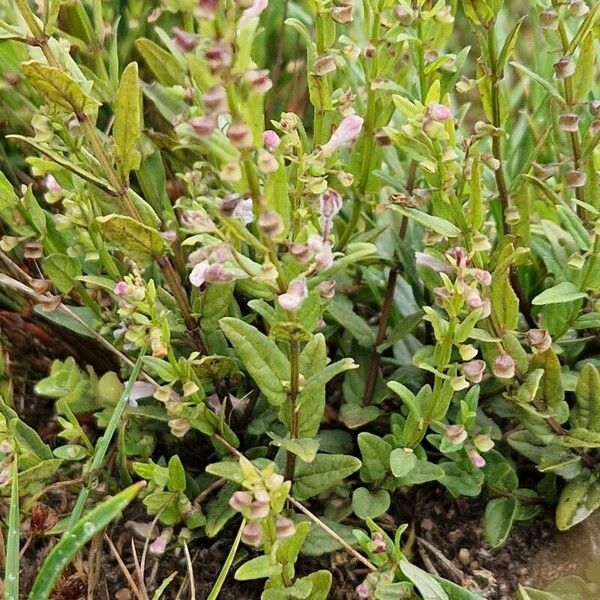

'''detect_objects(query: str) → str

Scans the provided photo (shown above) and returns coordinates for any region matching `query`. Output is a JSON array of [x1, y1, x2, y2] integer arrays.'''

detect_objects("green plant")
[[1, 0, 600, 598]]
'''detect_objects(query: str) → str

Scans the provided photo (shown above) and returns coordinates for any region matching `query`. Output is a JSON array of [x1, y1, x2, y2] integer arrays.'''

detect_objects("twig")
[[417, 537, 467, 584], [103, 533, 145, 600], [183, 543, 196, 600]]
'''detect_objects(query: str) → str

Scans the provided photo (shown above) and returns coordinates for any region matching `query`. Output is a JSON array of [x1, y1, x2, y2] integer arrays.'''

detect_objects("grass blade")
[[28, 481, 146, 600], [64, 348, 146, 530], [206, 518, 246, 600], [151, 572, 178, 600], [4, 457, 19, 600]]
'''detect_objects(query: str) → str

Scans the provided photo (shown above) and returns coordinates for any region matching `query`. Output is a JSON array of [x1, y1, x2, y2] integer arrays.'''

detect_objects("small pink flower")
[[464, 287, 483, 309], [172, 27, 198, 52], [462, 360, 486, 384], [468, 448, 486, 469], [245, 69, 272, 93], [114, 281, 129, 296], [371, 532, 386, 554], [241, 522, 262, 546], [356, 581, 371, 598], [278, 278, 308, 311], [198, 0, 219, 18], [525, 329, 552, 352], [189, 115, 215, 138], [317, 280, 336, 299], [473, 269, 492, 287], [231, 198, 254, 224], [203, 86, 228, 114], [229, 491, 252, 511], [308, 236, 334, 270], [321, 115, 364, 156], [204, 42, 232, 72], [319, 189, 343, 220], [227, 122, 254, 148], [258, 210, 284, 239], [275, 517, 296, 538], [493, 353, 515, 379], [189, 261, 232, 287], [446, 424, 468, 444], [43, 174, 62, 193], [415, 252, 452, 273], [428, 102, 452, 122], [249, 499, 270, 520], [263, 129, 281, 150]]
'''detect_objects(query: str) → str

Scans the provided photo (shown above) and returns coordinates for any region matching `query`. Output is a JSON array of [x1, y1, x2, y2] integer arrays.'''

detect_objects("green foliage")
[[1, 0, 600, 597]]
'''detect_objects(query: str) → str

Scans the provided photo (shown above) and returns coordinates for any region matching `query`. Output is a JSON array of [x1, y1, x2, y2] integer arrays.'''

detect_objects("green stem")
[[284, 339, 300, 481]]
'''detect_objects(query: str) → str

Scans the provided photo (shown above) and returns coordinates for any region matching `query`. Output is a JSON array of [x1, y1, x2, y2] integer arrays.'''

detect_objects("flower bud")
[[198, 0, 219, 18], [189, 261, 233, 287], [467, 447, 486, 469], [473, 269, 492, 287], [258, 210, 284, 239], [332, 5, 353, 23], [472, 233, 492, 252], [395, 5, 413, 25], [533, 162, 557, 179], [525, 328, 552, 352], [319, 189, 343, 220], [464, 287, 483, 309], [433, 286, 452, 305], [554, 57, 575, 80], [278, 278, 308, 312], [462, 360, 486, 384], [227, 122, 254, 148], [189, 115, 215, 139], [539, 9, 558, 29], [591, 120, 600, 135], [290, 242, 312, 263], [565, 170, 586, 188], [591, 100, 600, 117], [569, 0, 589, 17], [427, 102, 452, 122], [321, 115, 364, 156], [505, 206, 521, 225], [240, 0, 268, 24], [435, 6, 454, 24], [263, 129, 281, 150], [245, 69, 272, 93], [265, 473, 285, 490], [459, 344, 478, 361], [168, 417, 190, 438], [559, 112, 579, 132], [451, 375, 470, 391], [172, 27, 198, 52], [473, 434, 494, 453], [220, 161, 242, 182], [317, 280, 336, 299], [114, 281, 129, 296], [314, 55, 336, 75], [203, 86, 228, 114], [257, 148, 279, 173], [492, 353, 515, 379], [371, 532, 386, 553], [43, 174, 62, 193], [229, 491, 253, 512], [241, 522, 262, 546], [204, 42, 232, 72], [275, 517, 296, 539], [446, 424, 468, 444]]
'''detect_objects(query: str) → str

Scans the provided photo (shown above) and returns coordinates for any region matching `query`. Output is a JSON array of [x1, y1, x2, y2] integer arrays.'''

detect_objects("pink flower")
[[492, 353, 515, 379], [172, 27, 198, 52], [446, 424, 468, 444], [263, 129, 281, 150], [241, 522, 262, 546], [189, 261, 232, 287], [278, 278, 308, 311], [415, 252, 452, 273], [43, 174, 62, 193], [371, 532, 386, 554], [275, 517, 296, 538], [245, 69, 272, 93], [189, 115, 215, 138], [317, 280, 336, 299], [114, 281, 129, 296], [308, 236, 334, 270], [231, 198, 254, 224], [319, 189, 343, 220], [249, 499, 270, 519], [203, 86, 228, 114], [240, 0, 268, 24], [229, 491, 252, 512], [473, 269, 492, 287], [468, 448, 486, 469], [428, 102, 452, 122], [525, 329, 552, 352], [462, 360, 486, 384], [356, 582, 371, 598], [321, 115, 364, 156], [198, 0, 219, 18]]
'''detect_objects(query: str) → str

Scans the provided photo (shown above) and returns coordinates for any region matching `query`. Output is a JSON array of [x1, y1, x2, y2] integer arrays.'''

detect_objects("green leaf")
[[572, 363, 600, 431], [484, 497, 517, 548], [33, 305, 100, 339], [264, 159, 290, 241], [436, 578, 485, 600], [517, 586, 562, 600], [573, 313, 600, 330], [4, 459, 19, 600], [390, 206, 460, 238], [491, 257, 519, 331], [326, 300, 374, 347], [268, 434, 319, 462], [389, 448, 417, 478], [510, 62, 565, 105], [114, 62, 141, 181], [219, 317, 289, 406], [556, 205, 591, 251], [400, 560, 449, 600], [352, 487, 390, 519], [531, 282, 587, 306], [96, 215, 167, 268], [497, 17, 525, 75], [234, 555, 282, 581], [28, 482, 145, 600], [167, 455, 186, 492], [134, 38, 184, 86], [358, 432, 392, 483], [398, 460, 445, 486], [0, 401, 52, 460], [293, 454, 361, 500], [22, 61, 100, 114], [556, 473, 600, 531], [297, 570, 332, 600], [42, 254, 82, 294]]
